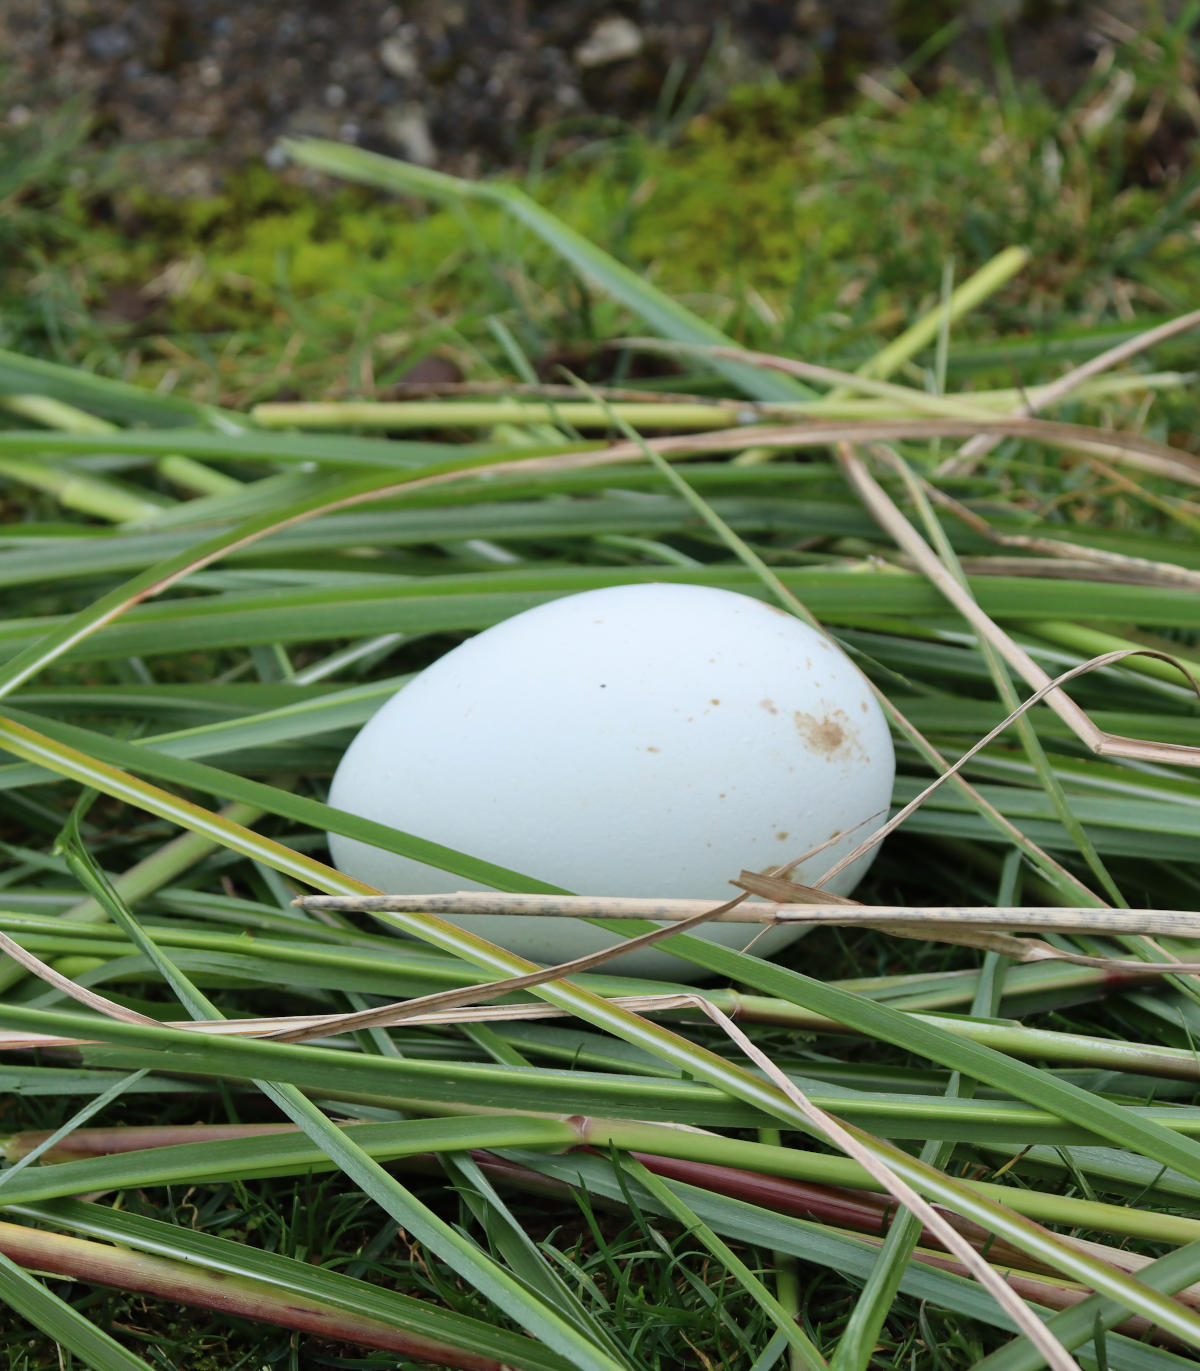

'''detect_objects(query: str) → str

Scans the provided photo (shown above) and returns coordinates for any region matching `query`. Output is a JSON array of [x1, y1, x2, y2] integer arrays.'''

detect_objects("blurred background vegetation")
[[3, 5, 1197, 408]]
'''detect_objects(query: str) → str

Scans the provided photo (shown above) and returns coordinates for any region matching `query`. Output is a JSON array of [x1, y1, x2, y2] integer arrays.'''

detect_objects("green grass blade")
[[282, 138, 812, 403], [7, 569, 1200, 681], [0, 1250, 154, 1371], [54, 799, 222, 1015], [0, 346, 246, 431], [0, 1070, 148, 1192], [852, 247, 1030, 383], [975, 1238, 1200, 1371], [9, 707, 1200, 1195], [623, 1155, 829, 1370], [49, 803, 637, 1371], [0, 706, 560, 893], [15, 1199, 575, 1371], [0, 451, 529, 699], [514, 1151, 1193, 1371], [254, 1082, 637, 1371], [442, 1150, 632, 1363]]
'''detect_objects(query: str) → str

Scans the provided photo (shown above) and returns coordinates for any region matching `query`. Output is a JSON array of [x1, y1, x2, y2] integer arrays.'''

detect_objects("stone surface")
[[574, 16, 644, 69]]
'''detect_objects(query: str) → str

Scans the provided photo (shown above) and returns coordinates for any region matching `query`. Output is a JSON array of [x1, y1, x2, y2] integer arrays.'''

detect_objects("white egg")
[[328, 582, 894, 978]]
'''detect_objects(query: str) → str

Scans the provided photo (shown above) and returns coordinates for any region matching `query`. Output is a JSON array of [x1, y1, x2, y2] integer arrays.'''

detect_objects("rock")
[[574, 16, 643, 69], [84, 23, 133, 61], [379, 29, 419, 80], [383, 103, 436, 165]]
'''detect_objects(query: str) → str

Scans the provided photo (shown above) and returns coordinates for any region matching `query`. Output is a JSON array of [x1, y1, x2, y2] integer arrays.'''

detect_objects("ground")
[[3, 1, 1188, 195]]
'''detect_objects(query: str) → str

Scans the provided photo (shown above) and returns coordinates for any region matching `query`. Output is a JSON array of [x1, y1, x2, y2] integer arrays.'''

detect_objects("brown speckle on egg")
[[793, 707, 864, 760]]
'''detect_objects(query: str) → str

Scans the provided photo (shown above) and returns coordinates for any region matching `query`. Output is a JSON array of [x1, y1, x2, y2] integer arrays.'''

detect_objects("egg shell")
[[328, 582, 895, 978]]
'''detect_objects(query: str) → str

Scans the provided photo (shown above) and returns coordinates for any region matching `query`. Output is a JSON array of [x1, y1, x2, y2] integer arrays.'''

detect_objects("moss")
[[16, 67, 1200, 398], [592, 78, 1191, 353], [96, 175, 472, 333]]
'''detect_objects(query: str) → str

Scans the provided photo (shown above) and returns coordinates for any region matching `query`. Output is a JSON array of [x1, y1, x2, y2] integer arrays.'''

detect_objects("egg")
[[328, 582, 894, 978]]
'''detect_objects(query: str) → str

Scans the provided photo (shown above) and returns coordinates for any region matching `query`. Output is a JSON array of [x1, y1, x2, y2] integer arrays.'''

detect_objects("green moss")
[[13, 57, 1200, 398], [97, 175, 483, 334]]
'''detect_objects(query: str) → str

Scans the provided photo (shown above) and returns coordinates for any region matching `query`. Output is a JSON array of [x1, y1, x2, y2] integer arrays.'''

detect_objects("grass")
[[5, 19, 1200, 406], [1, 12, 1200, 1371]]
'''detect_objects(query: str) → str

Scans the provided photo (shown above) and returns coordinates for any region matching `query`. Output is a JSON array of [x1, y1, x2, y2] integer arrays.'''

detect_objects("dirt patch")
[[1, 2, 1184, 196]]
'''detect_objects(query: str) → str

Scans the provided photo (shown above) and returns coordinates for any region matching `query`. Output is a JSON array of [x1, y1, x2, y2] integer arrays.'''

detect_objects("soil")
[[2, 2, 1189, 196]]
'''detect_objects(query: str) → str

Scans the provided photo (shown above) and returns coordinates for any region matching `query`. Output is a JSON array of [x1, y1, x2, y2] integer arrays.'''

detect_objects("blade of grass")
[[830, 855, 1020, 1371], [0, 1249, 155, 1371], [850, 247, 1031, 384], [53, 798, 638, 1371], [252, 399, 747, 430], [0, 1069, 148, 1192], [0, 1211, 559, 1371], [833, 441, 1200, 766], [10, 1115, 1200, 1252], [0, 345, 246, 431], [442, 1150, 632, 1363], [7, 708, 1200, 1344], [876, 442, 1126, 904], [975, 1238, 1200, 1371], [621, 1154, 830, 1370], [512, 1151, 1195, 1371], [281, 139, 813, 403]]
